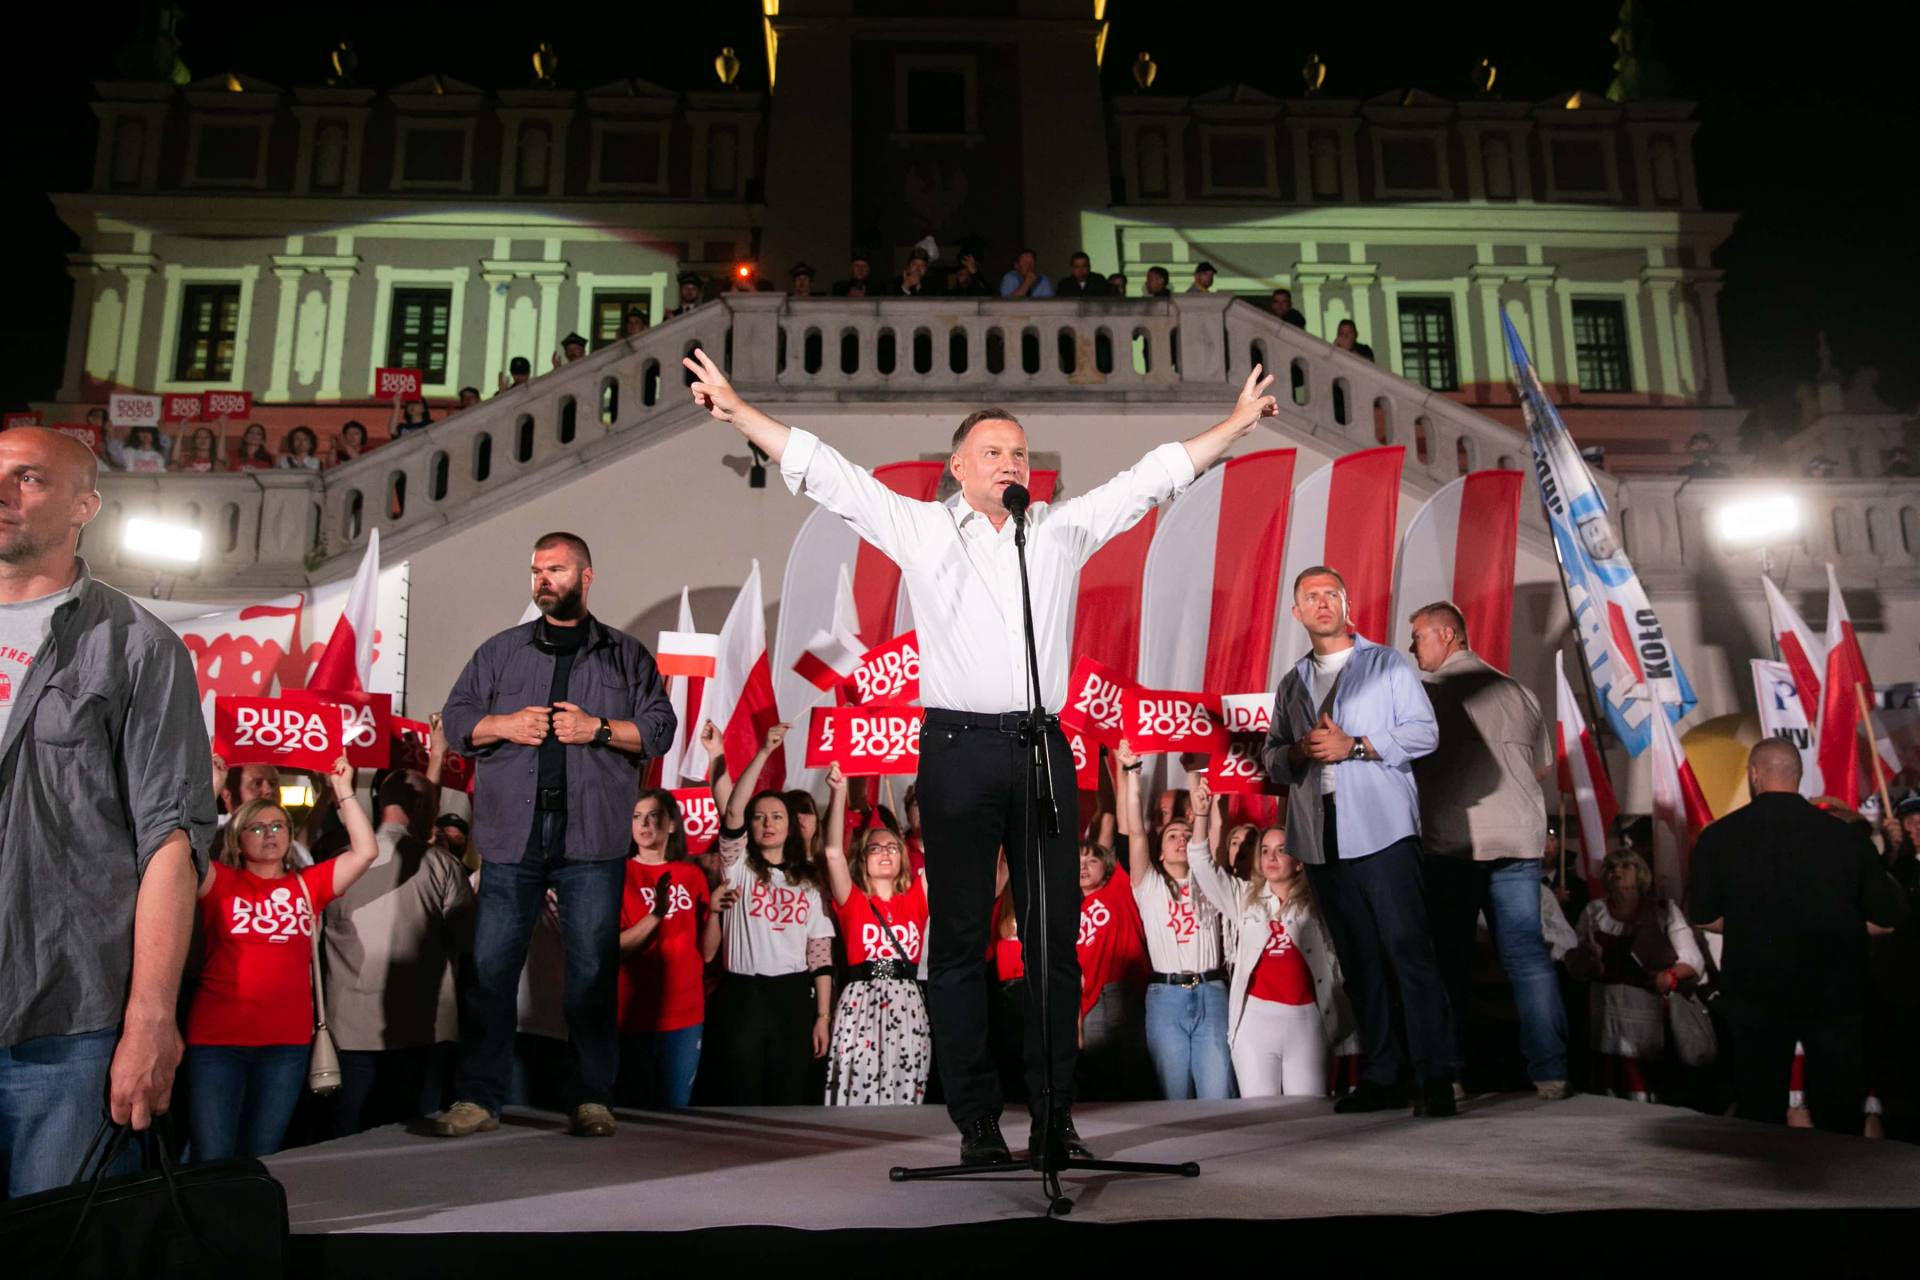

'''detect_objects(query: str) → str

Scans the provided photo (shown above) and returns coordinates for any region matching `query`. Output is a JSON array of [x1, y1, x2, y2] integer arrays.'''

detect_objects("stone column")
[[1691, 274, 1733, 406], [1641, 268, 1682, 398], [266, 266, 304, 402], [59, 265, 95, 400], [116, 263, 155, 391], [318, 265, 357, 401]]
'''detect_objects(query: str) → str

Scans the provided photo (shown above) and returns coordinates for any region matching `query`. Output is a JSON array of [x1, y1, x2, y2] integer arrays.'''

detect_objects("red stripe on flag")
[[1777, 631, 1822, 725], [1817, 618, 1873, 809], [1450, 470, 1522, 672], [1320, 447, 1403, 642], [723, 652, 784, 792], [1029, 470, 1059, 503], [1607, 601, 1646, 685], [657, 653, 718, 679], [851, 462, 945, 646], [793, 648, 845, 692], [1071, 508, 1157, 682], [1203, 451, 1295, 693]]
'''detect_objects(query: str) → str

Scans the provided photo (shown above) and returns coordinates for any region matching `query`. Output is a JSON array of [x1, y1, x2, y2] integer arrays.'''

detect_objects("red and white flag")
[[1815, 563, 1876, 809], [654, 587, 704, 788], [1275, 446, 1404, 660], [793, 563, 865, 693], [1390, 470, 1523, 672], [1761, 573, 1824, 724], [1648, 705, 1713, 901], [692, 560, 784, 790], [1554, 650, 1618, 896], [1069, 507, 1157, 683], [307, 529, 379, 694]]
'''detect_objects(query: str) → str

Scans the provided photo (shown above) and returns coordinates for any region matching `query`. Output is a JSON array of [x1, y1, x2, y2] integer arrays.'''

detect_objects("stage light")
[[122, 516, 204, 565], [1714, 494, 1802, 549], [279, 782, 316, 808]]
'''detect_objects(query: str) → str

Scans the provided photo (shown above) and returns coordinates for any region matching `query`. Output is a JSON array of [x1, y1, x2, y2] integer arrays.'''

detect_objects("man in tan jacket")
[[1408, 601, 1568, 1099]]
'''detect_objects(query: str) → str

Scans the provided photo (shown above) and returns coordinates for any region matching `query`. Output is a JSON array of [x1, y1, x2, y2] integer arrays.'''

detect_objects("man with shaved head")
[[0, 428, 217, 1195], [1690, 735, 1910, 1133]]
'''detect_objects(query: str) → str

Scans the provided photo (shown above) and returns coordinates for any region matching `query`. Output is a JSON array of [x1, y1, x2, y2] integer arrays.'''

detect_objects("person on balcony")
[[1056, 252, 1111, 299], [330, 420, 370, 466], [1677, 432, 1732, 479], [893, 246, 937, 298], [831, 253, 873, 297], [391, 396, 432, 441], [669, 272, 705, 318], [176, 425, 225, 473], [554, 332, 588, 367], [946, 247, 994, 298], [457, 386, 482, 410], [496, 356, 533, 396], [277, 426, 322, 471], [1268, 288, 1306, 328], [786, 264, 816, 298], [1334, 319, 1375, 362], [114, 425, 171, 473], [1108, 272, 1128, 296], [1143, 266, 1173, 299], [1185, 263, 1216, 294], [999, 248, 1053, 299], [231, 423, 275, 471]]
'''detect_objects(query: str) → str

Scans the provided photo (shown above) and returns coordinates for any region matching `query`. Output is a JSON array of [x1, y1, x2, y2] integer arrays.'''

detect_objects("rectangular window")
[[1572, 298, 1631, 392], [386, 288, 454, 379], [1397, 297, 1458, 392], [173, 284, 242, 381], [591, 292, 653, 348]]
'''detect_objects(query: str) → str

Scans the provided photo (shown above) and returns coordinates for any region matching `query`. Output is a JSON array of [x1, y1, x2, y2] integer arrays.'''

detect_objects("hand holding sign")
[[214, 696, 343, 771]]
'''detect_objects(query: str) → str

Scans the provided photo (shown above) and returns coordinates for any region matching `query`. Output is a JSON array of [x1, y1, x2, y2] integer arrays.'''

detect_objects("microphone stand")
[[889, 489, 1199, 1216]]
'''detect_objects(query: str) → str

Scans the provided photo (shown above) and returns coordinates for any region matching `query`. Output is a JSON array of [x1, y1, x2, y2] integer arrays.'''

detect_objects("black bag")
[[0, 1119, 289, 1279]]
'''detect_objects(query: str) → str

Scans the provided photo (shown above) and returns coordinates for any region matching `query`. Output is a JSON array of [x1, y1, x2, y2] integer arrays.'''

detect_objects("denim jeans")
[[183, 1043, 309, 1162], [0, 1027, 140, 1198], [1426, 856, 1570, 1083], [456, 848, 626, 1114], [616, 1026, 703, 1110], [1143, 980, 1232, 1099]]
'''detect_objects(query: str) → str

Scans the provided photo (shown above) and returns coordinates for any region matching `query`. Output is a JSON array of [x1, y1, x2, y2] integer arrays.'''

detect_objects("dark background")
[[3, 0, 1913, 436]]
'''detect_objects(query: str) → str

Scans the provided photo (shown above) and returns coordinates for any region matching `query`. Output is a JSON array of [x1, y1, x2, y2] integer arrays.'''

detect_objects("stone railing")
[[85, 295, 1920, 595]]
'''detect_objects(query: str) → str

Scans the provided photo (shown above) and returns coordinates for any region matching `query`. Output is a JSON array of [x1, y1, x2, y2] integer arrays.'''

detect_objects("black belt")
[[848, 959, 915, 982], [924, 708, 1060, 735], [535, 787, 567, 812], [1148, 968, 1227, 987]]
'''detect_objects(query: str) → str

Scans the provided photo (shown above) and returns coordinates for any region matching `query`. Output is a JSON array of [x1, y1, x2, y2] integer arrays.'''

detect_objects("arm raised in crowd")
[[1181, 773, 1236, 915], [1115, 738, 1151, 886], [701, 720, 736, 818], [324, 757, 382, 899], [821, 764, 854, 908], [723, 722, 788, 830]]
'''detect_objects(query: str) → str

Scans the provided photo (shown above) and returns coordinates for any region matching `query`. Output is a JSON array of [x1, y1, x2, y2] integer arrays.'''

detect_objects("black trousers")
[[919, 716, 1081, 1128], [703, 971, 818, 1105], [1730, 1012, 1867, 1135], [331, 1044, 453, 1138]]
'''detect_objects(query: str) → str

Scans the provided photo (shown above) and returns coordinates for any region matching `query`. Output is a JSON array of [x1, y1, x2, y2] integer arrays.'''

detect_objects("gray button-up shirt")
[[442, 615, 676, 864], [0, 560, 217, 1048]]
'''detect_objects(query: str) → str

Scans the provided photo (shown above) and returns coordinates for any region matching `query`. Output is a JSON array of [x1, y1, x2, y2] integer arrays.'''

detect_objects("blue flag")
[[1504, 315, 1696, 755]]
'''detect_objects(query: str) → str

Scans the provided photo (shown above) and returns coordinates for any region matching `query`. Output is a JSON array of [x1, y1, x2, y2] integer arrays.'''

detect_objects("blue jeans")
[[183, 1043, 309, 1162], [1426, 856, 1570, 1084], [616, 1026, 703, 1110], [1143, 980, 1233, 1099], [457, 850, 626, 1113], [0, 1027, 139, 1198]]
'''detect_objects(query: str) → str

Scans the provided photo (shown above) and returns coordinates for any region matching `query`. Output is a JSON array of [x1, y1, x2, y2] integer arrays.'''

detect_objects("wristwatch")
[[594, 717, 613, 747], [1345, 739, 1368, 762]]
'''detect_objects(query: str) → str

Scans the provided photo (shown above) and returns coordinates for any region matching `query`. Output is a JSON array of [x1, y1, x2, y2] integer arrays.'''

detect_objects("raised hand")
[[330, 755, 357, 801], [826, 762, 848, 796], [1189, 771, 1212, 816], [760, 722, 790, 754], [683, 347, 743, 423], [1114, 738, 1141, 769], [1232, 364, 1279, 429], [699, 719, 725, 757]]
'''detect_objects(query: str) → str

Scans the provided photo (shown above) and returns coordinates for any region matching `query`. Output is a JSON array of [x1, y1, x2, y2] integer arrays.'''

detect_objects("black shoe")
[[1411, 1082, 1458, 1118], [1028, 1108, 1092, 1167], [1333, 1081, 1409, 1114], [959, 1114, 1012, 1166]]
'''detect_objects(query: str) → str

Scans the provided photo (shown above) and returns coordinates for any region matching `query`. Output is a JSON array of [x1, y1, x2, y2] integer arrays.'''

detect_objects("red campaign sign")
[[389, 716, 476, 793], [2, 412, 41, 430], [374, 367, 423, 399], [671, 787, 720, 854], [162, 394, 205, 423], [1122, 687, 1227, 756], [809, 704, 925, 775], [847, 631, 920, 705], [51, 423, 104, 455], [204, 390, 253, 419], [1058, 656, 1136, 748], [213, 696, 343, 771], [287, 690, 392, 768], [1208, 731, 1283, 796], [1063, 726, 1100, 791], [1217, 692, 1275, 735], [110, 393, 161, 427], [805, 706, 839, 770]]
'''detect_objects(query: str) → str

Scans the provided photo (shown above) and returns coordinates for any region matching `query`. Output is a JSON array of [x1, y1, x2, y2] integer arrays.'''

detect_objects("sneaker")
[[1534, 1079, 1572, 1101], [1333, 1081, 1408, 1114], [570, 1103, 617, 1137], [959, 1114, 1012, 1166], [432, 1101, 500, 1137], [1412, 1082, 1458, 1118]]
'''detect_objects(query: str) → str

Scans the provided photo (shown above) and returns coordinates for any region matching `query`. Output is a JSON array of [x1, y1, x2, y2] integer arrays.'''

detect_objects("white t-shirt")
[[0, 581, 80, 742], [1309, 645, 1356, 795], [1133, 869, 1223, 975], [718, 832, 833, 977]]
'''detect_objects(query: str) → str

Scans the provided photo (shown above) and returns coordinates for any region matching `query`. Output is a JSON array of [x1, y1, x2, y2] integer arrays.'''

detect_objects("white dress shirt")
[[781, 428, 1196, 714]]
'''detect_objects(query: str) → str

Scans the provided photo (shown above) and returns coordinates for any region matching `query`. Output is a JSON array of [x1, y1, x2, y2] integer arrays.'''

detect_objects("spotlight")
[[279, 782, 316, 808], [122, 516, 203, 565], [1714, 494, 1802, 550]]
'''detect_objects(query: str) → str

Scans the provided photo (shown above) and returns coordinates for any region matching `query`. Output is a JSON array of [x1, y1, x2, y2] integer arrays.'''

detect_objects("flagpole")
[[1856, 684, 1894, 821], [1557, 791, 1568, 889]]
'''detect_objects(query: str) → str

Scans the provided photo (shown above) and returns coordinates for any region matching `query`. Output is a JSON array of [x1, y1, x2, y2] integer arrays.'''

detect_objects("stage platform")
[[269, 1093, 1920, 1277]]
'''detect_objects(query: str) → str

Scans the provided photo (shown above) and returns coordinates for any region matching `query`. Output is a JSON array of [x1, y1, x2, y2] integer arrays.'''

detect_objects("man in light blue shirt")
[[1261, 565, 1456, 1116], [998, 248, 1053, 299]]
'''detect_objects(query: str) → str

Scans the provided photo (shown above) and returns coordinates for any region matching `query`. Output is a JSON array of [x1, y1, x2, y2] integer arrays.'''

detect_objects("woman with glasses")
[[183, 758, 380, 1160], [615, 789, 722, 1109], [822, 764, 932, 1105]]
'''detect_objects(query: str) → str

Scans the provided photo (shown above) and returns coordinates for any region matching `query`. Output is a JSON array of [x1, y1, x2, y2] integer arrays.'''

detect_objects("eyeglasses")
[[866, 843, 904, 857], [242, 821, 287, 838]]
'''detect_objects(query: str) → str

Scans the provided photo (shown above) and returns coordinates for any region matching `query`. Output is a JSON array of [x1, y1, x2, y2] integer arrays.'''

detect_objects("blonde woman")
[[1572, 847, 1702, 1102]]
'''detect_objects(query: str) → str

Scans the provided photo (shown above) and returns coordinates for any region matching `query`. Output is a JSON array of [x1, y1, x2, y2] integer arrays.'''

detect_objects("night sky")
[[4, 0, 1913, 436]]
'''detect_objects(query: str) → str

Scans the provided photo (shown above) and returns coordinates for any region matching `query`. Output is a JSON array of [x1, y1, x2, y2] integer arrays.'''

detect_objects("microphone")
[[1002, 482, 1031, 523]]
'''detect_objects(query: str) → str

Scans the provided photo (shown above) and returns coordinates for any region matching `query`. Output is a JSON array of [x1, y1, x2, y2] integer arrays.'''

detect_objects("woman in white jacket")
[[1185, 775, 1358, 1097]]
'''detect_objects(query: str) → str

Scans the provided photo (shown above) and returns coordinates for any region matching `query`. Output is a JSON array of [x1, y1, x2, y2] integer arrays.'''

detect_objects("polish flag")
[[1648, 704, 1713, 902], [1554, 650, 1618, 897], [794, 564, 865, 693], [653, 587, 704, 788], [1761, 573, 1824, 724], [1274, 447, 1405, 660], [1070, 507, 1157, 682], [1815, 563, 1876, 810], [307, 530, 379, 693], [1390, 471, 1523, 672], [692, 561, 784, 790]]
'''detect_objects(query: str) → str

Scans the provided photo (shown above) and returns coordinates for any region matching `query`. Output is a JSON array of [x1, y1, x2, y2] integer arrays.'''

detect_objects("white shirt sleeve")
[[807, 887, 836, 940], [780, 427, 935, 565], [1043, 442, 1197, 566]]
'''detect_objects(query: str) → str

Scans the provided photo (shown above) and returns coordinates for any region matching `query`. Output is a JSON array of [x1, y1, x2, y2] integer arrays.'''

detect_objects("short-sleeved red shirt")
[[836, 880, 928, 966], [617, 859, 712, 1033], [187, 862, 339, 1046], [1077, 866, 1149, 1017], [1246, 918, 1316, 1006]]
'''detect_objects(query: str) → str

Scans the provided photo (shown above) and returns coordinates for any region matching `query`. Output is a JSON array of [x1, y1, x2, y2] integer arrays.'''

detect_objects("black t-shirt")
[[537, 618, 585, 794]]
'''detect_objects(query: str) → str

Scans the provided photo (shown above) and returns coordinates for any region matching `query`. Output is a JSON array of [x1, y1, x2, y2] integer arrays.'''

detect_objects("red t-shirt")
[[188, 862, 339, 1046], [991, 897, 1024, 982], [837, 880, 928, 967], [1077, 866, 1149, 1017], [1245, 918, 1316, 1006], [617, 860, 712, 1033]]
